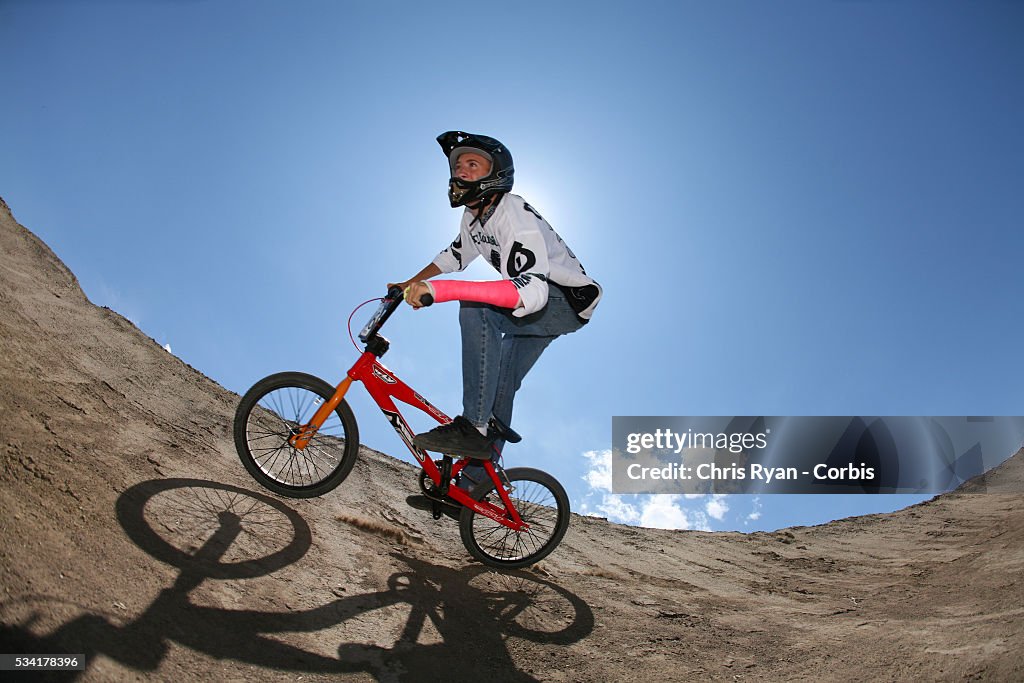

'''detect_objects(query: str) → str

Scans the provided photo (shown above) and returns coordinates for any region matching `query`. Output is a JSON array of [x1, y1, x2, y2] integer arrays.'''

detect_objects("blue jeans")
[[457, 288, 584, 489]]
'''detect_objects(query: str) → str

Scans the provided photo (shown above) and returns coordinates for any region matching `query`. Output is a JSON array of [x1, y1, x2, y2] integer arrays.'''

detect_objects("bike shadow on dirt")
[[0, 478, 594, 682]]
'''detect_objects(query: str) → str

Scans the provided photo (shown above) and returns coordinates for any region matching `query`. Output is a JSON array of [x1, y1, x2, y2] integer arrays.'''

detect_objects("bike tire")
[[234, 371, 360, 498], [459, 467, 570, 568]]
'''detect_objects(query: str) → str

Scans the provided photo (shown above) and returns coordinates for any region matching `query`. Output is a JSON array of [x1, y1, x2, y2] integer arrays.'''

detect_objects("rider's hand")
[[403, 281, 433, 309]]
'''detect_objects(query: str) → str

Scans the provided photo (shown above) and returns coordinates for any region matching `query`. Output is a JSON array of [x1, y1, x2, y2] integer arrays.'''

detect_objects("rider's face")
[[454, 152, 492, 181]]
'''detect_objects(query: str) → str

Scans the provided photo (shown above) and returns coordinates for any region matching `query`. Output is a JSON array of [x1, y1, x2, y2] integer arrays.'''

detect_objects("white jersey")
[[431, 193, 602, 320]]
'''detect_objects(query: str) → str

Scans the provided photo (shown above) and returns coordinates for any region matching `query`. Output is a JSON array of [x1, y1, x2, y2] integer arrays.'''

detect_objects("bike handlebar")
[[356, 286, 434, 344], [402, 286, 435, 308], [357, 287, 402, 343]]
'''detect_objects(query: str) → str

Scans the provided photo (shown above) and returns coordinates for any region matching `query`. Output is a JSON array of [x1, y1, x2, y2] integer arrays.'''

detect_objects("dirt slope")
[[1, 197, 1021, 682]]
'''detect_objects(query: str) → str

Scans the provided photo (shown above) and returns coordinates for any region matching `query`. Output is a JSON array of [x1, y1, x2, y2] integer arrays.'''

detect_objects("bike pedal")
[[431, 501, 443, 520], [424, 491, 461, 508]]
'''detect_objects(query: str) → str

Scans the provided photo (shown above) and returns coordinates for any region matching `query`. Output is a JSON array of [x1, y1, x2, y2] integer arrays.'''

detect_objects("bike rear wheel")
[[234, 372, 359, 498], [459, 467, 570, 568]]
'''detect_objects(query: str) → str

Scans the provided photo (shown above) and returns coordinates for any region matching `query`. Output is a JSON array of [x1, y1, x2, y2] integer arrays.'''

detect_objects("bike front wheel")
[[459, 467, 570, 569], [234, 372, 359, 498]]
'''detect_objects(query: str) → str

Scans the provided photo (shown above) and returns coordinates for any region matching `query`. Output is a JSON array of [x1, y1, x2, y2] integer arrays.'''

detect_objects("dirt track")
[[1, 197, 1022, 681]]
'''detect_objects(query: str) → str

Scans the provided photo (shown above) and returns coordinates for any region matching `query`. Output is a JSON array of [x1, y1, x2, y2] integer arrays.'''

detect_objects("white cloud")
[[705, 494, 729, 521], [582, 449, 612, 491], [746, 496, 763, 523], [579, 451, 713, 530], [639, 495, 698, 530], [596, 495, 642, 525], [163, 343, 172, 354]]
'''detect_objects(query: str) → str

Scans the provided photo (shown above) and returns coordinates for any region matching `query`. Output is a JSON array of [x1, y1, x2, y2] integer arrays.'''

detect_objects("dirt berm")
[[1, 197, 1021, 681]]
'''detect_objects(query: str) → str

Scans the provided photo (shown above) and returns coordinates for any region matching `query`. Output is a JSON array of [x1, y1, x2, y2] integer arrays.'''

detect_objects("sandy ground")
[[1, 197, 1022, 681]]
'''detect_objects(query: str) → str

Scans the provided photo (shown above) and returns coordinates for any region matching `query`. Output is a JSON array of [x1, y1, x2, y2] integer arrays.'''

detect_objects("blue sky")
[[2, 1, 1021, 532]]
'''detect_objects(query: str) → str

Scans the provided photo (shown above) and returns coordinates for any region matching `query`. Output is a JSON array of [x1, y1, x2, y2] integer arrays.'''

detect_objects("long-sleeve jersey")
[[431, 194, 602, 321]]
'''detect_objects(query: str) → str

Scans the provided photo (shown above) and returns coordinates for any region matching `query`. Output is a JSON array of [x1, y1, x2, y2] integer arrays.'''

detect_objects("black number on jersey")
[[522, 202, 544, 222], [449, 236, 463, 268], [507, 241, 536, 277]]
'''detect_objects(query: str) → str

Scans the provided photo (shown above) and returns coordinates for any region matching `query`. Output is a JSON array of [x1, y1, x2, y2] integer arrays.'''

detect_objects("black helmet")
[[437, 131, 514, 208]]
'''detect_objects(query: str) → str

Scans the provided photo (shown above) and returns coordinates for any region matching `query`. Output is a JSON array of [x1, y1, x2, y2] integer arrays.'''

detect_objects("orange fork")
[[288, 377, 353, 449]]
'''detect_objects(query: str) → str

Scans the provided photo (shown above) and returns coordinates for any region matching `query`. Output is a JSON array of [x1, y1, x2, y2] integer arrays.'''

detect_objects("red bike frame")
[[292, 346, 529, 531]]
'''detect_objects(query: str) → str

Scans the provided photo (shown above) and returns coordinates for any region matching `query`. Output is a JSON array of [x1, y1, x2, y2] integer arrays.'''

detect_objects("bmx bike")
[[233, 286, 570, 568]]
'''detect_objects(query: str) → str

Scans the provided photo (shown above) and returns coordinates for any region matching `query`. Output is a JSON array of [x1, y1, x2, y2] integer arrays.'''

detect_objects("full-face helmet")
[[437, 131, 514, 208]]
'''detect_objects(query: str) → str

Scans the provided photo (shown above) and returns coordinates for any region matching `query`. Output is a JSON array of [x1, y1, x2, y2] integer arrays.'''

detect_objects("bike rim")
[[245, 385, 349, 488]]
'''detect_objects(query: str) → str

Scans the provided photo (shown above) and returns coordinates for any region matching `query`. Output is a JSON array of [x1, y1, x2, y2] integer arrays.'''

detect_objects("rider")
[[391, 131, 601, 489]]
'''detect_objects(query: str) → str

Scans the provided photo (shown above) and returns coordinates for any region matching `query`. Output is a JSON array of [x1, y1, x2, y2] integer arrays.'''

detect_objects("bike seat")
[[487, 416, 522, 444]]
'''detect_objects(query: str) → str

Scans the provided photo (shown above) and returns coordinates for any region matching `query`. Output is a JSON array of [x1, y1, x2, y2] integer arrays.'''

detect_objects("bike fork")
[[288, 376, 353, 449]]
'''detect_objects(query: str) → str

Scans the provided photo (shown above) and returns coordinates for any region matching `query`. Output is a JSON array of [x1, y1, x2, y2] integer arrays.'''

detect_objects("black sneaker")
[[413, 416, 493, 459]]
